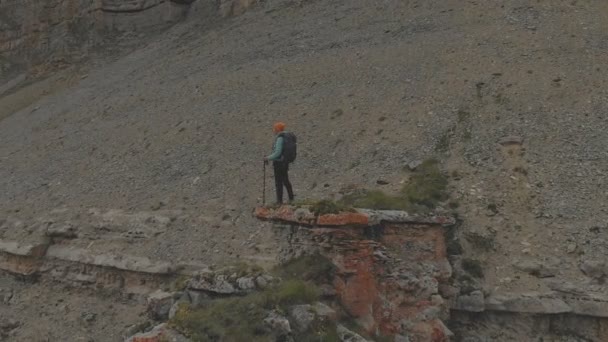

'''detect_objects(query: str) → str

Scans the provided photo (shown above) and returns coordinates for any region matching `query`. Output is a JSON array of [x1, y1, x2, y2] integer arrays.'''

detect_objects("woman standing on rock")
[[264, 122, 297, 205]]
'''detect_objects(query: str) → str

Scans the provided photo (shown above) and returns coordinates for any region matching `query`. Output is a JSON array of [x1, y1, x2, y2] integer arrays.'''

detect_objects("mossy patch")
[[275, 254, 336, 283], [275, 279, 321, 305], [309, 199, 354, 216], [170, 290, 272, 342], [339, 159, 448, 211], [169, 274, 190, 292], [297, 161, 447, 214]]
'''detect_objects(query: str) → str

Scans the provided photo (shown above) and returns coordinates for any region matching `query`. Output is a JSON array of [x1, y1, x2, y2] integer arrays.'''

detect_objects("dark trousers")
[[273, 161, 294, 203]]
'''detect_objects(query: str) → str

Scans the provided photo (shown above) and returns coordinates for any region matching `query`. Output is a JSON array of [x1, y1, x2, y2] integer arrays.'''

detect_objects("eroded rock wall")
[[258, 207, 456, 341], [0, 0, 204, 73], [451, 311, 608, 341], [0, 0, 101, 70]]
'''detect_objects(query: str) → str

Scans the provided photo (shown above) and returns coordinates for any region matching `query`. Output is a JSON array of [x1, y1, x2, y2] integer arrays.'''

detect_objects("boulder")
[[263, 310, 292, 336], [407, 160, 423, 171], [289, 305, 315, 332], [147, 290, 174, 320], [188, 273, 236, 294], [236, 277, 256, 291], [312, 302, 338, 321], [484, 293, 571, 314], [46, 223, 78, 239], [579, 260, 607, 281], [255, 275, 274, 289]]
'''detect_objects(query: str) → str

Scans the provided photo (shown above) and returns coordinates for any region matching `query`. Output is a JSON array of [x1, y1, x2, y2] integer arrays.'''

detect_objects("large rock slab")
[[0, 239, 49, 257], [484, 293, 571, 314], [46, 246, 174, 274], [358, 209, 456, 226], [255, 206, 455, 227]]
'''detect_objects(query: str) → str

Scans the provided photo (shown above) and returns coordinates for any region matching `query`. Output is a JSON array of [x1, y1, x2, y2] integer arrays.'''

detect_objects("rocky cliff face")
[[257, 206, 456, 341], [2, 0, 608, 340], [0, 0, 254, 76]]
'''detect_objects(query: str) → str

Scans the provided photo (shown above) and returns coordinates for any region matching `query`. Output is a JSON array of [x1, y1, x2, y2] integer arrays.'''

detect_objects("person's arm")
[[267, 136, 284, 160]]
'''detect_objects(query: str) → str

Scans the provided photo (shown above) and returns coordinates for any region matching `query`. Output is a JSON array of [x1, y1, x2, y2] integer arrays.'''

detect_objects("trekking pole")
[[262, 161, 266, 206]]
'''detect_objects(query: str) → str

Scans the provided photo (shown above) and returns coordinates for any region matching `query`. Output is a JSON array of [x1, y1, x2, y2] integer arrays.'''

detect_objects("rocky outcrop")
[[256, 205, 455, 341], [0, 238, 180, 294], [451, 310, 608, 342], [254, 206, 455, 227], [0, 0, 257, 77], [453, 291, 608, 318], [451, 289, 608, 340]]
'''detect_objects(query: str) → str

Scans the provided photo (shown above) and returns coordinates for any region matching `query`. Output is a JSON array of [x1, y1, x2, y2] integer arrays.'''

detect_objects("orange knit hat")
[[273, 122, 286, 132]]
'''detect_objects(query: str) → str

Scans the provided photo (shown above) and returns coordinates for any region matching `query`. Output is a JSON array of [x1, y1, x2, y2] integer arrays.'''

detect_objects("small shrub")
[[275, 279, 320, 306], [276, 254, 336, 283], [401, 159, 448, 208], [170, 293, 271, 341], [170, 274, 190, 292], [338, 159, 448, 211]]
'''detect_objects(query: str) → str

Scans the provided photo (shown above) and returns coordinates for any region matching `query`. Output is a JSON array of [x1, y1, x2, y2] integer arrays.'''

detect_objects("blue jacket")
[[267, 135, 284, 161]]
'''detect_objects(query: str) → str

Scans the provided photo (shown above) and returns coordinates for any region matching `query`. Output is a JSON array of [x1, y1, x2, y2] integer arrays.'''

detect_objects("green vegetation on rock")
[[169, 255, 336, 342], [402, 159, 448, 208], [340, 159, 448, 211], [309, 199, 354, 216], [277, 253, 336, 283]]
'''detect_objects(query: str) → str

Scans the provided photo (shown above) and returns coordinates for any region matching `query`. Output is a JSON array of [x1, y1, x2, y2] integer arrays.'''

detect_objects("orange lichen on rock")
[[317, 212, 369, 226]]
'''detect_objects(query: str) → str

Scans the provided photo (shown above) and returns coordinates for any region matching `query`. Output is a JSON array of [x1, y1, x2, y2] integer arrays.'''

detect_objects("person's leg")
[[283, 163, 294, 201], [273, 162, 284, 203]]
